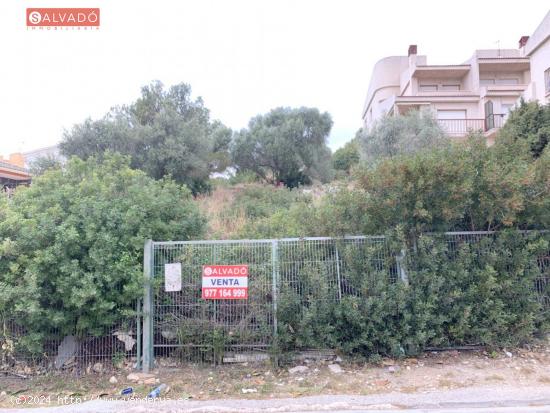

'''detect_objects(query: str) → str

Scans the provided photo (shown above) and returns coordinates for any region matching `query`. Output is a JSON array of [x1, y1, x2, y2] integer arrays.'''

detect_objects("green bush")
[[496, 100, 550, 159], [276, 231, 549, 359], [0, 154, 206, 353], [317, 136, 550, 236]]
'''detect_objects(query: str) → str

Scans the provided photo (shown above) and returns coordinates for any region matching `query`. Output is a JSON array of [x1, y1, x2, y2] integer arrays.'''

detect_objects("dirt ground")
[[1, 345, 550, 408]]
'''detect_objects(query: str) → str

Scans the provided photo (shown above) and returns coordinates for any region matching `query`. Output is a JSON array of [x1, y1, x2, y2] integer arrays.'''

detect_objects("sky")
[[0, 1, 548, 157]]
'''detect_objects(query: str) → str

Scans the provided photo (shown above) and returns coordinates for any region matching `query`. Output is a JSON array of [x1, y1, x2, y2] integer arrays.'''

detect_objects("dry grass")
[[484, 374, 505, 382], [196, 185, 247, 239]]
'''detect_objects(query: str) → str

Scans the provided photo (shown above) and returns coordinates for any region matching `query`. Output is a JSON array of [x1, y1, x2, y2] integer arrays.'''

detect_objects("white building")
[[362, 11, 550, 144]]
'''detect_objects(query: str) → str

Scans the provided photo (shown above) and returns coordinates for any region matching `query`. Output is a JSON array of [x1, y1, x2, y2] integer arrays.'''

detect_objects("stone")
[[288, 365, 309, 374], [113, 331, 136, 351], [505, 351, 513, 358], [388, 365, 401, 373], [109, 376, 118, 384], [161, 330, 177, 341], [327, 364, 343, 374], [127, 372, 156, 382], [54, 335, 78, 369], [334, 356, 343, 363], [143, 377, 156, 385], [92, 362, 103, 373], [241, 388, 258, 394]]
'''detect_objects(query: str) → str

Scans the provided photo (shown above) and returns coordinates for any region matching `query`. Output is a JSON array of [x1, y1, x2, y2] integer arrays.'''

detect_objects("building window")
[[545, 68, 550, 94], [480, 78, 495, 86], [437, 110, 466, 120], [441, 84, 460, 91], [495, 78, 519, 85], [419, 84, 438, 92]]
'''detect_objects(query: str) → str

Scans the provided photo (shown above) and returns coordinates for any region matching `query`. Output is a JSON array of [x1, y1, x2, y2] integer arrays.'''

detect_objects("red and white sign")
[[26, 8, 100, 27], [202, 265, 248, 300]]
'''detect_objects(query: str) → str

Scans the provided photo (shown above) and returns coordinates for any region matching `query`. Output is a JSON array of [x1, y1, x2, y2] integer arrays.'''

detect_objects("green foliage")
[[496, 100, 550, 159], [276, 231, 549, 359], [232, 185, 310, 220], [60, 81, 232, 194], [358, 109, 450, 163], [28, 155, 63, 176], [0, 154, 205, 353], [232, 107, 334, 188], [318, 135, 550, 236], [332, 138, 360, 174]]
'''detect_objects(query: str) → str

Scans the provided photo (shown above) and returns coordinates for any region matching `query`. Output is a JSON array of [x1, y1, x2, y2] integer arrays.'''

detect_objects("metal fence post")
[[136, 298, 142, 370], [396, 248, 409, 285], [271, 240, 279, 364], [335, 243, 343, 301], [142, 239, 153, 372]]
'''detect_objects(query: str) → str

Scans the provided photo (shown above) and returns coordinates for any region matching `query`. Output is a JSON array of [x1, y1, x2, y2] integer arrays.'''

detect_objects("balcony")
[[437, 114, 506, 137], [437, 118, 485, 136]]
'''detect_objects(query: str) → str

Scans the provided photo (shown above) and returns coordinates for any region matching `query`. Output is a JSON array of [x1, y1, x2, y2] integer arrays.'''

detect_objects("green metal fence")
[[141, 231, 550, 371]]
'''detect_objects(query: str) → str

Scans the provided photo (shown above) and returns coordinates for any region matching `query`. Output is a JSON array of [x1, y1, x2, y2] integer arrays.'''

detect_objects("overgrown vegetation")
[[232, 107, 334, 187], [2, 83, 550, 363], [0, 154, 205, 354], [60, 81, 232, 194], [277, 231, 549, 360], [357, 109, 451, 163]]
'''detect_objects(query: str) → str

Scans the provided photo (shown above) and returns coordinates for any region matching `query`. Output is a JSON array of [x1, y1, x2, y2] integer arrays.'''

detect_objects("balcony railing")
[[437, 114, 506, 136], [437, 118, 485, 135]]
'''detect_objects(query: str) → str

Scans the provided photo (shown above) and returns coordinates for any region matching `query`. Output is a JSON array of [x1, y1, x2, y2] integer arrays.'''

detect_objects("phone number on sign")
[[202, 288, 248, 299]]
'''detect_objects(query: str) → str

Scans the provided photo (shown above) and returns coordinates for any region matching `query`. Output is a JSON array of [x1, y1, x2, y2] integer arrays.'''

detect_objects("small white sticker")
[[164, 263, 182, 292]]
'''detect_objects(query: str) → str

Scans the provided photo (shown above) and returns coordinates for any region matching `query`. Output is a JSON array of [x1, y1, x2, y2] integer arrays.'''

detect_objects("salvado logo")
[[26, 8, 100, 28], [203, 266, 248, 276]]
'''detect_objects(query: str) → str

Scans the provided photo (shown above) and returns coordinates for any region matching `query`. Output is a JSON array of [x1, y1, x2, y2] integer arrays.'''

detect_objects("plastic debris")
[[121, 387, 133, 396], [147, 383, 167, 398]]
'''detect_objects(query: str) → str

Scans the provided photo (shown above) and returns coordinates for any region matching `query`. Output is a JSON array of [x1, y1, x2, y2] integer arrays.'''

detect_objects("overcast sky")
[[0, 1, 548, 157]]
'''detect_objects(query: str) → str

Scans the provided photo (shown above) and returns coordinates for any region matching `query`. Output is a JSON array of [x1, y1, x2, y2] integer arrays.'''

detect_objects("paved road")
[[2, 385, 550, 413]]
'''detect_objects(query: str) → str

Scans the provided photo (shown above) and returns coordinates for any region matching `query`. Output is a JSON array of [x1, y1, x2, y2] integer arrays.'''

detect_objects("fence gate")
[[142, 239, 278, 371]]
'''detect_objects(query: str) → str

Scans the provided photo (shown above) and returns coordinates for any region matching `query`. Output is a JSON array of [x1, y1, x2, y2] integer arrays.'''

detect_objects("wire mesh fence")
[[0, 302, 140, 375], [144, 231, 550, 368], [2, 231, 549, 373]]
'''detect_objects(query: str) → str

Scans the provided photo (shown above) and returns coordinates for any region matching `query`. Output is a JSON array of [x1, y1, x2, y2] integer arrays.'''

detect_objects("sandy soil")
[[1, 346, 549, 408]]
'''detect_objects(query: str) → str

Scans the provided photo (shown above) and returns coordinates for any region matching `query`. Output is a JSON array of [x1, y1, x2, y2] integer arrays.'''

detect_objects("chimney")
[[8, 153, 25, 168], [518, 36, 529, 48], [408, 44, 417, 56]]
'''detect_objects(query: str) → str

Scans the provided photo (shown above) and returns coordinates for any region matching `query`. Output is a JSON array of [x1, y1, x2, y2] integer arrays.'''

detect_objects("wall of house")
[[363, 56, 409, 127], [527, 37, 550, 104], [523, 11, 550, 104]]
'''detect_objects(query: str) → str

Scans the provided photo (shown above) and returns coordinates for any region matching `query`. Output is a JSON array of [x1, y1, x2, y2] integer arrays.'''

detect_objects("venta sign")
[[202, 265, 248, 300]]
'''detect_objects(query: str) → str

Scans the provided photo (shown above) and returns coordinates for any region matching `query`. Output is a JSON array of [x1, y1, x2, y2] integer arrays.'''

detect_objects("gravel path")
[[2, 385, 550, 413]]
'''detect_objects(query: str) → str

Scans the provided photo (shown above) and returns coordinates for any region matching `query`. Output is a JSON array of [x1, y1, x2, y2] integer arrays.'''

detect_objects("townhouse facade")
[[362, 11, 550, 143]]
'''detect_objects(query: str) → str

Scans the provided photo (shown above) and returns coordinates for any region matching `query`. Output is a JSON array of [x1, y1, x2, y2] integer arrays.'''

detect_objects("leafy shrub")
[[317, 136, 550, 236], [276, 230, 549, 360], [358, 109, 450, 163], [0, 154, 205, 353], [332, 139, 360, 175], [496, 100, 550, 159]]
